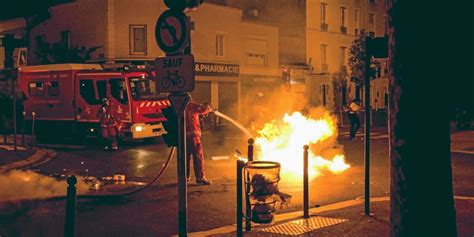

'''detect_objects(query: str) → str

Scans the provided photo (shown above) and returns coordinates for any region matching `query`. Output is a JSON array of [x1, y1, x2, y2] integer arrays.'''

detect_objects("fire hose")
[[45, 146, 176, 201]]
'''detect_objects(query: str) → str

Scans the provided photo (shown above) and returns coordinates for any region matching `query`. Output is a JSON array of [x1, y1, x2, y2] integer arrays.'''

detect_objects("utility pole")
[[154, 1, 204, 236], [364, 36, 371, 215]]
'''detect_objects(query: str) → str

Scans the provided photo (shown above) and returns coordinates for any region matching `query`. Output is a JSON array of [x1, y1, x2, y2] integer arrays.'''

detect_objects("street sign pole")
[[155, 3, 200, 235], [364, 37, 371, 216], [174, 92, 190, 237]]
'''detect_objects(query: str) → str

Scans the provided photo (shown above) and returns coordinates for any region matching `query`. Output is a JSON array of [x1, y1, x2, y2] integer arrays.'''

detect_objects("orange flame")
[[255, 111, 350, 181]]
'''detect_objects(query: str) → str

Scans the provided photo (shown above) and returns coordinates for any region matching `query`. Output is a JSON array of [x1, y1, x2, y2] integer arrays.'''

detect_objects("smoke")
[[0, 170, 89, 202], [241, 87, 308, 134]]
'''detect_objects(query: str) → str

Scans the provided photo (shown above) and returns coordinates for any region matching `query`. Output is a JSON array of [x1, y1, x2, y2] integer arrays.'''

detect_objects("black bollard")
[[65, 175, 77, 237], [22, 111, 25, 146], [2, 115, 6, 144], [245, 138, 254, 231], [31, 112, 36, 148], [247, 138, 254, 162], [303, 145, 309, 218], [236, 159, 245, 237]]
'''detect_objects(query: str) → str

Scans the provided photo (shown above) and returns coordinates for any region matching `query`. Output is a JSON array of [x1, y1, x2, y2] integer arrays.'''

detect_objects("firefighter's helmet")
[[102, 98, 110, 106]]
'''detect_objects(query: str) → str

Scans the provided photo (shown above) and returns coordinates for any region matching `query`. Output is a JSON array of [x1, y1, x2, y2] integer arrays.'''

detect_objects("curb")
[[188, 196, 474, 236], [451, 149, 474, 155], [187, 197, 389, 236], [0, 148, 57, 174]]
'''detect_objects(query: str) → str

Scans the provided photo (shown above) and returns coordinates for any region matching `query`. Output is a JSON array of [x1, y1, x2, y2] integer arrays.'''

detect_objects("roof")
[[0, 0, 73, 21], [19, 64, 103, 72]]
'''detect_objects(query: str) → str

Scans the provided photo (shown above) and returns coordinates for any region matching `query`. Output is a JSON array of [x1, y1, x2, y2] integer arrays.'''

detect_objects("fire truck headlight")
[[134, 126, 144, 132]]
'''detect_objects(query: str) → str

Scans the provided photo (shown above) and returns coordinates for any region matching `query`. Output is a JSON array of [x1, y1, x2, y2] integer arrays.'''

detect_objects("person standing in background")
[[348, 99, 361, 140], [97, 98, 120, 150]]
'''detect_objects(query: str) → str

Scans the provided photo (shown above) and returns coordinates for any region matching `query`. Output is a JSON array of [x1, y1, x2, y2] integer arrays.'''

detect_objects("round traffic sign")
[[155, 10, 190, 55]]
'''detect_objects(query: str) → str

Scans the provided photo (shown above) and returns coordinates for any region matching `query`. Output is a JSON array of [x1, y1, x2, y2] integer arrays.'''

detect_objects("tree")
[[348, 30, 380, 85], [388, 0, 457, 236], [35, 42, 101, 64]]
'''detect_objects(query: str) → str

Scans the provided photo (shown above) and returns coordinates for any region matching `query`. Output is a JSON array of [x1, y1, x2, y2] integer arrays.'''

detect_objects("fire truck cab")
[[18, 64, 169, 140]]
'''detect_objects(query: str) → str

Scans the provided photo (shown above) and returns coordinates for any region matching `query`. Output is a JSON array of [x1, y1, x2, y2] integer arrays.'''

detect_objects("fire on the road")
[[255, 111, 350, 181]]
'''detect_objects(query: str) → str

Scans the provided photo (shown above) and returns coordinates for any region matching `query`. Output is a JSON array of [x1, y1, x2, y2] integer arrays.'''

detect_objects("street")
[[1, 126, 473, 236]]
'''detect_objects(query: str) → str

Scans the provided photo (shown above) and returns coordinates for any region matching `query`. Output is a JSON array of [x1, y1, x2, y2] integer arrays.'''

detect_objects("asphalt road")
[[1, 126, 473, 237]]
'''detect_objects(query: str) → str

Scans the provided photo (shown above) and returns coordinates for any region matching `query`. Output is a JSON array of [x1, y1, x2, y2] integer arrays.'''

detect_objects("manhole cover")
[[258, 216, 348, 236]]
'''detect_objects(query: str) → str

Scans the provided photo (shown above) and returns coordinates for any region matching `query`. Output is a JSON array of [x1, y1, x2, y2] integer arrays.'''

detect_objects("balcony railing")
[[321, 23, 328, 31], [340, 26, 347, 34]]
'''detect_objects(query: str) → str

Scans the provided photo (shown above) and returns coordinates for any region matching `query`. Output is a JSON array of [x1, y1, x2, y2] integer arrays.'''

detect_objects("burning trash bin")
[[244, 161, 286, 224]]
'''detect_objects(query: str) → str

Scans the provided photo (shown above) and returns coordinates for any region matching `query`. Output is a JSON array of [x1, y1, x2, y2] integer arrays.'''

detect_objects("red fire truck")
[[18, 64, 170, 140]]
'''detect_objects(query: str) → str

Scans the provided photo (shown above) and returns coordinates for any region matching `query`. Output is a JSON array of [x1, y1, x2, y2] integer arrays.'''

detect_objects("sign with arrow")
[[155, 10, 190, 54]]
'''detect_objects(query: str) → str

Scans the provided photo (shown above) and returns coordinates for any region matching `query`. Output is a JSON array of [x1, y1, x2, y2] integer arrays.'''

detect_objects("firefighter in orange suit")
[[186, 100, 213, 185], [97, 98, 120, 150]]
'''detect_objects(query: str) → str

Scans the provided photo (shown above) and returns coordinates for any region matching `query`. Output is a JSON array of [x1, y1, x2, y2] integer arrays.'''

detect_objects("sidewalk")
[[0, 135, 56, 173], [192, 197, 474, 237]]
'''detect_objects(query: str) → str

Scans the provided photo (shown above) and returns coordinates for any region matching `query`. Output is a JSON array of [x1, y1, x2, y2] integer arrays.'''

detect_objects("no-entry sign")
[[155, 54, 195, 93], [155, 10, 190, 55]]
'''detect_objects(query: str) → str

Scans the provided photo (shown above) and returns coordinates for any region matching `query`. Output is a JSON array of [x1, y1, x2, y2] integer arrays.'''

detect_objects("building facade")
[[306, 0, 388, 111], [25, 0, 280, 122], [208, 0, 389, 115]]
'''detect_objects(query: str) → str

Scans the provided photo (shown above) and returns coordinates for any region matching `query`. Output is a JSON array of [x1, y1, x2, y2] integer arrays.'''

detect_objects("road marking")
[[0, 145, 27, 151], [338, 132, 388, 140], [211, 156, 230, 160], [371, 134, 389, 139]]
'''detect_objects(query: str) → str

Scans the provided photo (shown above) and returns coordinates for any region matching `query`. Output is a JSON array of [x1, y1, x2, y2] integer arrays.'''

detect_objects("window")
[[369, 13, 376, 34], [340, 46, 347, 70], [129, 25, 147, 55], [321, 3, 328, 24], [80, 79, 99, 105], [341, 7, 347, 27], [355, 85, 361, 101], [321, 44, 328, 69], [28, 82, 44, 96], [321, 84, 329, 107], [355, 10, 360, 35], [216, 33, 226, 57], [246, 38, 267, 66], [60, 31, 71, 50], [49, 81, 60, 96], [96, 80, 107, 101], [129, 77, 166, 100], [369, 13, 375, 25], [110, 78, 128, 104]]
